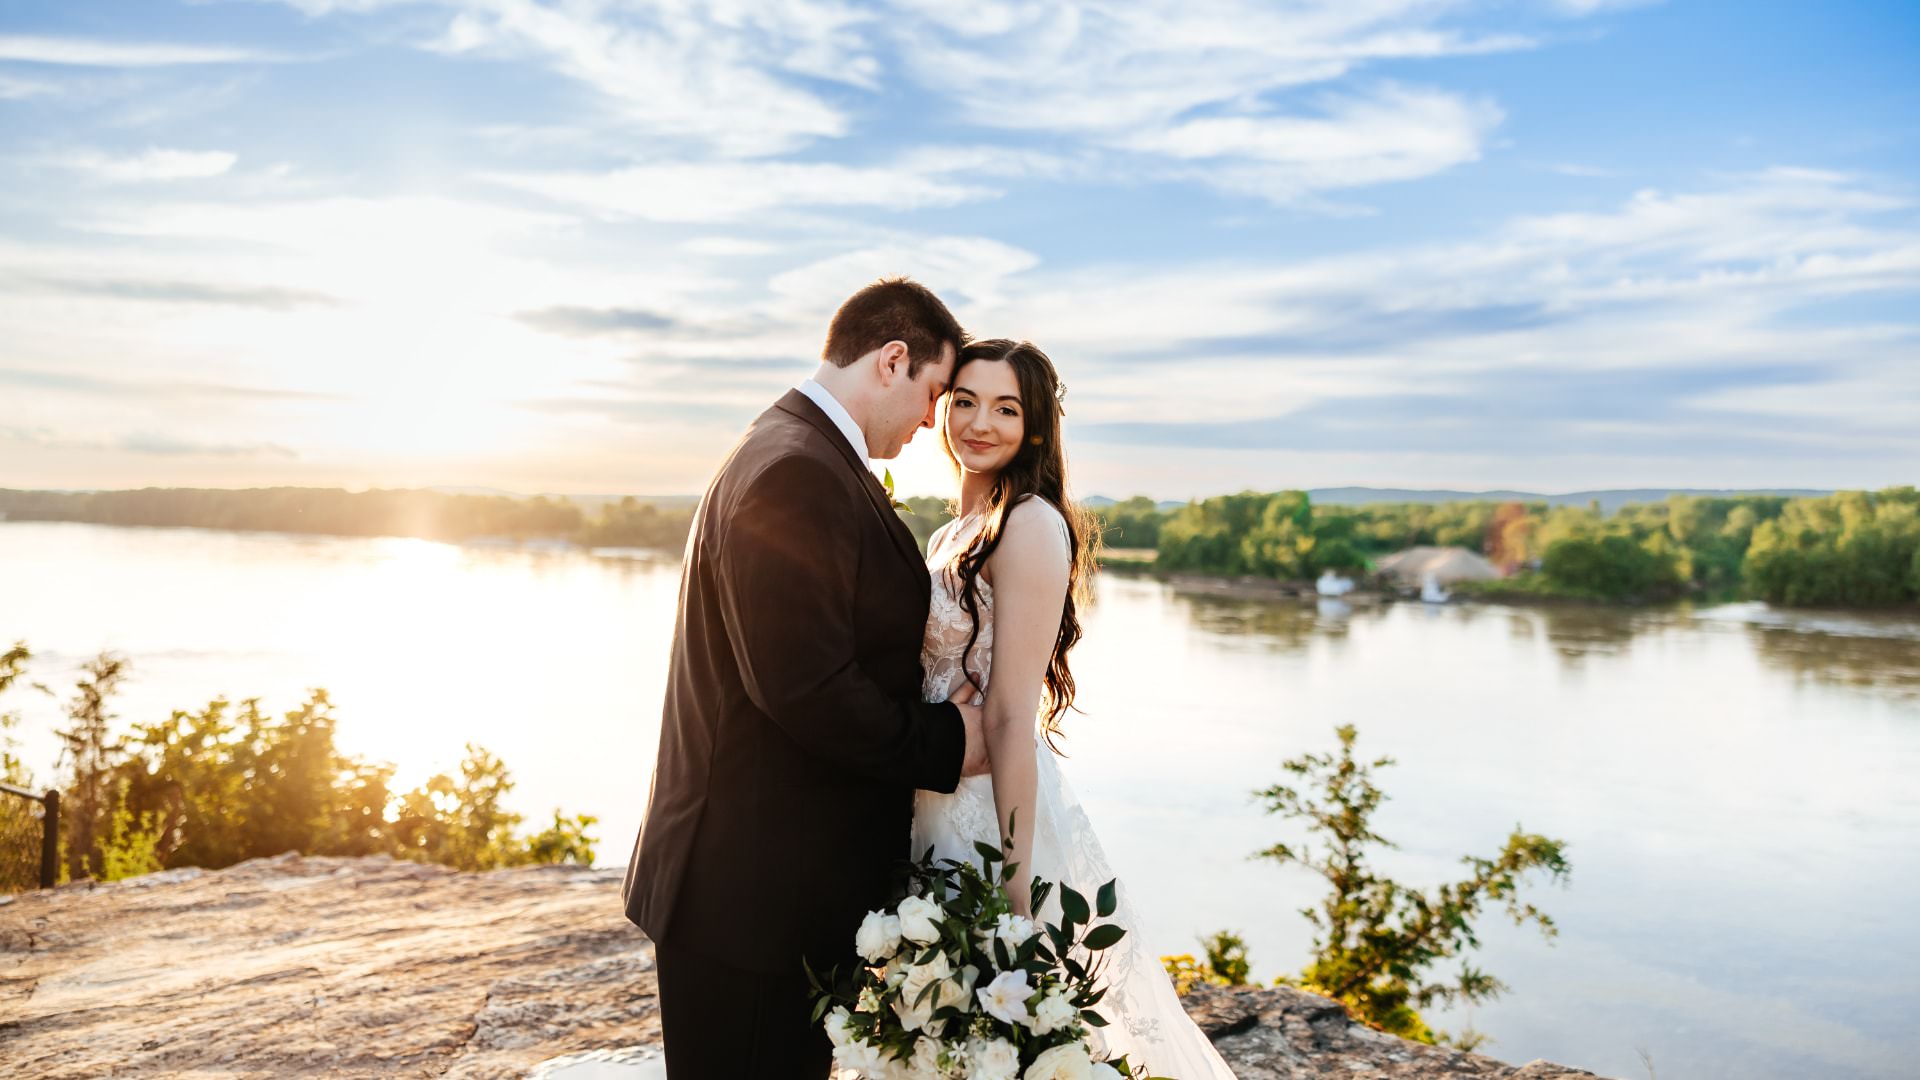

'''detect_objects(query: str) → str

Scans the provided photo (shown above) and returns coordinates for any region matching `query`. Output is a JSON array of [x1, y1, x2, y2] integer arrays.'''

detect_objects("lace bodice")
[[920, 512, 995, 707]]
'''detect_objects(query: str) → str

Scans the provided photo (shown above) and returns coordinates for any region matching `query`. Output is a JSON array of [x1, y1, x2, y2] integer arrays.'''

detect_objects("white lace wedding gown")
[[912, 508, 1238, 1079]]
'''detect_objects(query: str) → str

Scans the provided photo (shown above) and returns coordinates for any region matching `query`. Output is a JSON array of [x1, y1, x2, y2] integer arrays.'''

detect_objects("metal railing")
[[0, 781, 59, 890]]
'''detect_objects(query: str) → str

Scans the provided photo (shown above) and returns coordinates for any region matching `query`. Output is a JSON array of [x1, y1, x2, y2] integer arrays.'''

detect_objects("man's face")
[[873, 341, 955, 459]]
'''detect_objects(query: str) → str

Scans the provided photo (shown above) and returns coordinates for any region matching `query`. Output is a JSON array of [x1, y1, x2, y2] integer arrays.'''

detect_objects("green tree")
[[897, 496, 956, 553], [0, 642, 38, 786], [390, 743, 562, 871], [22, 644, 599, 880], [1, 643, 53, 892], [55, 653, 130, 881], [1254, 726, 1569, 1046], [1161, 929, 1252, 995], [1095, 496, 1165, 551], [1745, 488, 1920, 606]]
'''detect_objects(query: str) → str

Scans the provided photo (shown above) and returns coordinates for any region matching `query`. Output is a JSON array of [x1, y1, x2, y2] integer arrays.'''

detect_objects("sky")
[[1, 0, 1916, 500]]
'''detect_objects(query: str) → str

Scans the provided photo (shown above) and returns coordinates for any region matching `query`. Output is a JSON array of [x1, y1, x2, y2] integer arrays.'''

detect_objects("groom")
[[622, 277, 989, 1078]]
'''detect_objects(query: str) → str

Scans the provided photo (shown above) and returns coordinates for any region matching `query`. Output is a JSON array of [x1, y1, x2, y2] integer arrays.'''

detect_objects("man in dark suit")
[[622, 277, 988, 1078]]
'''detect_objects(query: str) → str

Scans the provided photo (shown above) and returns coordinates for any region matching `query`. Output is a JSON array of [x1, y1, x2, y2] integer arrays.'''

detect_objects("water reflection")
[[1743, 625, 1920, 699], [1161, 588, 1361, 651], [1144, 578, 1920, 697], [1507, 603, 1651, 662]]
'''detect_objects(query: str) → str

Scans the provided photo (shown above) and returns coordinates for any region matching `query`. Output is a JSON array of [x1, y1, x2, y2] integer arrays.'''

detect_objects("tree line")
[[0, 487, 693, 550], [0, 642, 596, 893], [7, 484, 1916, 607], [1090, 488, 1920, 607]]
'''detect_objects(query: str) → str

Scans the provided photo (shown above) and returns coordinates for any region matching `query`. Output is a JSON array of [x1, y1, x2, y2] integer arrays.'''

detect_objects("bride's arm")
[[982, 499, 1072, 917]]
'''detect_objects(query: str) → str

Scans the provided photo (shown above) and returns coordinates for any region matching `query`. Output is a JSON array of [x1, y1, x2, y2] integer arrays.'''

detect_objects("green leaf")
[[1060, 885, 1090, 927], [1081, 924, 1126, 951], [1096, 879, 1118, 918], [1082, 1009, 1109, 1027], [974, 840, 1004, 866]]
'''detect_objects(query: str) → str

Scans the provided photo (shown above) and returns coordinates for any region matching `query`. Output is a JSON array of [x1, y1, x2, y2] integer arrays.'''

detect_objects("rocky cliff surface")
[[0, 854, 1605, 1079]]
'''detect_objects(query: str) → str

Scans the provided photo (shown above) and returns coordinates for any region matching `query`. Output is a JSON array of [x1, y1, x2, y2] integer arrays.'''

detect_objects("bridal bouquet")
[[809, 829, 1157, 1080]]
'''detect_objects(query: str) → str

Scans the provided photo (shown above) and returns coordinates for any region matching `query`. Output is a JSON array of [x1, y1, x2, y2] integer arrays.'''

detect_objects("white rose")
[[1023, 1042, 1093, 1080], [894, 952, 955, 1033], [824, 1005, 854, 1048], [894, 989, 936, 1034], [906, 1035, 946, 1080], [897, 894, 945, 945], [975, 969, 1034, 1027], [966, 1036, 1020, 1080], [993, 913, 1037, 950], [858, 910, 905, 963], [833, 1037, 894, 1079], [1028, 991, 1077, 1036]]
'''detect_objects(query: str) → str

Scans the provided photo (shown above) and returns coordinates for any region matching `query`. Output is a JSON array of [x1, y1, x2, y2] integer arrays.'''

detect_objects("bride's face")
[[945, 359, 1024, 477]]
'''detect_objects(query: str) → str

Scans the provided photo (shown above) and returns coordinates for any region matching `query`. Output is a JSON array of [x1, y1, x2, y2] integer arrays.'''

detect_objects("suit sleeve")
[[715, 454, 965, 793]]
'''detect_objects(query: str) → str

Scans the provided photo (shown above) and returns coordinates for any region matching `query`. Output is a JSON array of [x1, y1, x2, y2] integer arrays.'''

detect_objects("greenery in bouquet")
[[808, 824, 1162, 1079]]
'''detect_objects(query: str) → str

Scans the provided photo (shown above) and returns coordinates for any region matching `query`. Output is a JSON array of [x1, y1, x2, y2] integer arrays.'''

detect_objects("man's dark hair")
[[822, 276, 966, 378]]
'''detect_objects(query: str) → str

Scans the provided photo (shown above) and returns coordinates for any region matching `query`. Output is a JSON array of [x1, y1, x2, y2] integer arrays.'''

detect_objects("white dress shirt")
[[797, 378, 872, 466]]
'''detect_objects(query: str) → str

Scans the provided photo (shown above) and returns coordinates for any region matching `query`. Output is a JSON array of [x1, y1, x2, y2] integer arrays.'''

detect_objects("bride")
[[912, 339, 1238, 1079]]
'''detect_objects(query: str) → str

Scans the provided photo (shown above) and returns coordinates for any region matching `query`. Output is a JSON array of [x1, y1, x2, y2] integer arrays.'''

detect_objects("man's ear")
[[875, 340, 910, 386]]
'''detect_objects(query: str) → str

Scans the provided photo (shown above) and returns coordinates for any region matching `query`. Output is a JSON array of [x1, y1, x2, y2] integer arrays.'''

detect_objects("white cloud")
[[889, 1, 1526, 134], [0, 75, 58, 99], [1551, 0, 1663, 13], [1123, 84, 1504, 200], [268, 0, 1522, 200], [59, 148, 239, 183], [485, 159, 996, 223], [683, 237, 779, 257], [423, 0, 864, 157], [769, 236, 1042, 313], [0, 35, 273, 66]]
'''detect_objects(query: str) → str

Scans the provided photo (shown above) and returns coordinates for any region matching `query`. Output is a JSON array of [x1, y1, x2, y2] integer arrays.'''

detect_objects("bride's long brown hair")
[[940, 339, 1100, 753]]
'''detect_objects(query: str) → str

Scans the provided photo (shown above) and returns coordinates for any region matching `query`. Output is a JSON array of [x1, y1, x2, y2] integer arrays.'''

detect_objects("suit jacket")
[[622, 389, 965, 974]]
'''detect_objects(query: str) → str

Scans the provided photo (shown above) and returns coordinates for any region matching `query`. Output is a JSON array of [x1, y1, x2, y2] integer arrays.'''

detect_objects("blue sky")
[[1, 0, 1915, 499]]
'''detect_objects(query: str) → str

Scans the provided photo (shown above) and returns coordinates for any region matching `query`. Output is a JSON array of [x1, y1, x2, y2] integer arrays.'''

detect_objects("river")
[[3, 520, 1915, 1079]]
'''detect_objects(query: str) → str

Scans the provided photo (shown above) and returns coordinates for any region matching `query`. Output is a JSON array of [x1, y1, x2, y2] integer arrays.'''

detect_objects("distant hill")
[[1086, 487, 1834, 515]]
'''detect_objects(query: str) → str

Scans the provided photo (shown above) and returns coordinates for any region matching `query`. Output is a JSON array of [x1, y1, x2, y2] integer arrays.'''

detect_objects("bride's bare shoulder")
[[997, 496, 1072, 562]]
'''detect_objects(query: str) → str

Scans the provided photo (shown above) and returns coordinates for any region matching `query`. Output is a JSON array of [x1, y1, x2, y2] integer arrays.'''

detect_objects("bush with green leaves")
[[2, 643, 596, 892], [1251, 725, 1569, 1048]]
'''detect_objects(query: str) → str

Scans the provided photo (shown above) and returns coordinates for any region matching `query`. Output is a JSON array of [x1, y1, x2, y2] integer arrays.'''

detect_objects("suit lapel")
[[773, 389, 926, 567]]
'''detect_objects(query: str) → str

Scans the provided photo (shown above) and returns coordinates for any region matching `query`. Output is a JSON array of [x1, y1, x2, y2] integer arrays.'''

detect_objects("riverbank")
[[0, 852, 1606, 1078], [1099, 554, 1920, 616]]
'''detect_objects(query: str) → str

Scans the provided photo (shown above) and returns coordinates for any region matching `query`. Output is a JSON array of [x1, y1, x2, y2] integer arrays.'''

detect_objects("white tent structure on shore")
[[1373, 546, 1503, 589]]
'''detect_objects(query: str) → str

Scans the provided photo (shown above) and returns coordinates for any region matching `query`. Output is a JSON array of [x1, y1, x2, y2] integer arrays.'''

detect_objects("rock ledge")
[[0, 854, 1604, 1078]]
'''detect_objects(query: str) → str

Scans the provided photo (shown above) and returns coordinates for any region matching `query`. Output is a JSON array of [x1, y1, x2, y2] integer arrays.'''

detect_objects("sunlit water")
[[4, 521, 1916, 1080]]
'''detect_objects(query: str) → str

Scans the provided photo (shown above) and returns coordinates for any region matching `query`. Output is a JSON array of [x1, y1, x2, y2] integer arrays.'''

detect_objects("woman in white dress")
[[912, 339, 1238, 1079]]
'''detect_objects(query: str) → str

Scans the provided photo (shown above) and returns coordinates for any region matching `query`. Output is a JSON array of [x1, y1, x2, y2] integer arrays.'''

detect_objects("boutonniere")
[[882, 468, 912, 514]]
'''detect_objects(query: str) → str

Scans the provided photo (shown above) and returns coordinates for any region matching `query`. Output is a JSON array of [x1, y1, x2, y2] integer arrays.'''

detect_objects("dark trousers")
[[654, 936, 833, 1079]]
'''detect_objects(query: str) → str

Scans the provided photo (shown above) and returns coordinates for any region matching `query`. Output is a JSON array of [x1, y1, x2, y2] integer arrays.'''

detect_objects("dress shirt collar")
[[797, 377, 871, 465]]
